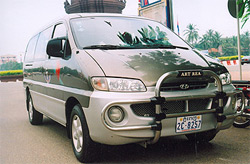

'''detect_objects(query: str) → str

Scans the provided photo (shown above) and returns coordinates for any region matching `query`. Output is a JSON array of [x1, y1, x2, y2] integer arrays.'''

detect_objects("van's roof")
[[31, 13, 152, 39], [63, 13, 144, 20]]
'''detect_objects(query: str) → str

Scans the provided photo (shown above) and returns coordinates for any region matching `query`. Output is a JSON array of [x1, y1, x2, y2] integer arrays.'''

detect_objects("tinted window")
[[34, 26, 53, 61], [25, 35, 38, 62]]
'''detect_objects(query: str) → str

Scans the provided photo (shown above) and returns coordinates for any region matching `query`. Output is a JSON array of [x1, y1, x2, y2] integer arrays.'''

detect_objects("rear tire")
[[70, 104, 98, 163], [185, 130, 217, 143], [27, 94, 43, 125]]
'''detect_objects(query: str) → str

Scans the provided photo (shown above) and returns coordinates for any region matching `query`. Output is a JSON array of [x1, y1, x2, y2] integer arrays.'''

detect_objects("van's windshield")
[[70, 17, 190, 50]]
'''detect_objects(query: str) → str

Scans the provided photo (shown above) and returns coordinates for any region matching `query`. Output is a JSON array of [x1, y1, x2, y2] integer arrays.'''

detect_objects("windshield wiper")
[[146, 44, 189, 50], [83, 44, 189, 50], [83, 45, 134, 50]]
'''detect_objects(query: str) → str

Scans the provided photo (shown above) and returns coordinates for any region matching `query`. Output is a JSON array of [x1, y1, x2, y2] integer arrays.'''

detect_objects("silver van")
[[23, 13, 238, 163]]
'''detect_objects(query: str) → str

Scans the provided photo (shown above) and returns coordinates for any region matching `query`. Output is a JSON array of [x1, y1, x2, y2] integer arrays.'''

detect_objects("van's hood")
[[85, 49, 228, 86]]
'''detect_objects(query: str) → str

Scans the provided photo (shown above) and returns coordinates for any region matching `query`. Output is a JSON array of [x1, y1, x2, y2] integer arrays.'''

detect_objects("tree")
[[195, 29, 222, 52], [213, 31, 222, 48], [197, 34, 210, 50], [183, 24, 199, 46], [221, 37, 238, 56], [241, 31, 250, 55], [238, 0, 250, 28], [0, 61, 23, 71]]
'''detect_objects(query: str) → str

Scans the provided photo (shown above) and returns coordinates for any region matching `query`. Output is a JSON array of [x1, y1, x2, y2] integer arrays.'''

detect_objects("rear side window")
[[25, 35, 38, 62], [34, 26, 53, 61]]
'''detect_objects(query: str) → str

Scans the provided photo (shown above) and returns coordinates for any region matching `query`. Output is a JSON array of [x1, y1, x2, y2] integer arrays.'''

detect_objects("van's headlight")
[[215, 73, 231, 86], [91, 77, 146, 92]]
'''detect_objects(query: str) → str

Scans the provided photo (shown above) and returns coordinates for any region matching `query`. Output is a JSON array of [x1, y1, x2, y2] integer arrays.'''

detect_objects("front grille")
[[160, 81, 208, 91], [131, 99, 211, 117]]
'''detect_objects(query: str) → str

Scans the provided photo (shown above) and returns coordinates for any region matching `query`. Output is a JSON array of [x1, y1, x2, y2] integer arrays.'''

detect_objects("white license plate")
[[176, 115, 202, 133]]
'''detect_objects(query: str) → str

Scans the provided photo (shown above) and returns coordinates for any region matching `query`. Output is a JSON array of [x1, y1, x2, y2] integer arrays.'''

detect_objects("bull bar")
[[101, 70, 238, 145]]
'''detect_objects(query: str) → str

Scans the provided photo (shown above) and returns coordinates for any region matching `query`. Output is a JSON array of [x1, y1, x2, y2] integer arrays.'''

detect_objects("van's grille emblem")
[[180, 84, 190, 90]]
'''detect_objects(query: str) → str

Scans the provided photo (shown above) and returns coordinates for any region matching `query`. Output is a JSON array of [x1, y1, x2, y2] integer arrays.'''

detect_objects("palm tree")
[[213, 31, 222, 48], [221, 37, 238, 56], [201, 29, 222, 49], [239, 0, 250, 28], [206, 29, 214, 43], [198, 34, 210, 50], [241, 31, 250, 55], [183, 24, 199, 46]]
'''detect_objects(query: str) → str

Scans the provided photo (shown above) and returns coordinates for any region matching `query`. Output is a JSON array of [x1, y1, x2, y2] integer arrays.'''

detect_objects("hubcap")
[[72, 115, 83, 152], [28, 98, 33, 120]]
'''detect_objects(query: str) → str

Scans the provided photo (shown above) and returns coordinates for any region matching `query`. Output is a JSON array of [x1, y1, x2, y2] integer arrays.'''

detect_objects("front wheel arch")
[[65, 97, 81, 139], [70, 103, 98, 163], [25, 87, 30, 111]]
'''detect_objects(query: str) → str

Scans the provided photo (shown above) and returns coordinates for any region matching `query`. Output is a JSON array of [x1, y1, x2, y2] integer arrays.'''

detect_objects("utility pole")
[[236, 1, 242, 80]]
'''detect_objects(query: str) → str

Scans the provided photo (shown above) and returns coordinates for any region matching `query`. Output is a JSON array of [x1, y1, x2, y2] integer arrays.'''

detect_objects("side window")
[[24, 35, 39, 62], [34, 26, 53, 61], [53, 24, 67, 38]]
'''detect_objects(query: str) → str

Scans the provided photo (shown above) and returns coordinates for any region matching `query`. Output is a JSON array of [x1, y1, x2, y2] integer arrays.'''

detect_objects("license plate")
[[176, 115, 202, 133]]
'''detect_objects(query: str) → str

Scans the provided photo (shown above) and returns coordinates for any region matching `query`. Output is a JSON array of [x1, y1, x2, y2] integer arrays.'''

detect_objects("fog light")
[[108, 106, 124, 123]]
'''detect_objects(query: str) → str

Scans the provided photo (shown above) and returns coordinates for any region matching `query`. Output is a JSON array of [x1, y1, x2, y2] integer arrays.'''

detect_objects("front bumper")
[[84, 71, 238, 145]]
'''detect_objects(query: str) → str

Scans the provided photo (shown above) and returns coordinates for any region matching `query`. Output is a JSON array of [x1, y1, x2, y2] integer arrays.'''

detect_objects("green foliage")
[[183, 23, 250, 57], [209, 51, 220, 58], [138, 26, 171, 45], [217, 55, 244, 61], [238, 0, 250, 28], [0, 61, 23, 71], [117, 25, 171, 46], [0, 70, 23, 76], [195, 29, 222, 50], [240, 31, 250, 56], [221, 37, 237, 56], [183, 24, 199, 46]]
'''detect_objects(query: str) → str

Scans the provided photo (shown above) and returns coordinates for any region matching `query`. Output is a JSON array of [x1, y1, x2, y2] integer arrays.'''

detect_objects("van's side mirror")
[[46, 37, 66, 58]]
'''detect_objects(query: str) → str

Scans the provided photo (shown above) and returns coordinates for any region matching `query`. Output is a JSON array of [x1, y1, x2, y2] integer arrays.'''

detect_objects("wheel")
[[27, 94, 43, 125], [70, 104, 98, 163], [235, 93, 244, 112], [233, 116, 250, 128], [233, 93, 250, 128], [185, 130, 217, 143]]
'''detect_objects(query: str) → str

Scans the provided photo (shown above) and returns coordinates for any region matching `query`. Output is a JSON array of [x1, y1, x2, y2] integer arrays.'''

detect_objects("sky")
[[0, 0, 249, 61]]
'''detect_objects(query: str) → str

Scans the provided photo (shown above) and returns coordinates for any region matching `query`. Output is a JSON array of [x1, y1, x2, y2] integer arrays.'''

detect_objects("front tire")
[[233, 93, 250, 128], [70, 104, 98, 163], [27, 94, 43, 125], [185, 130, 217, 143], [233, 116, 250, 128]]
